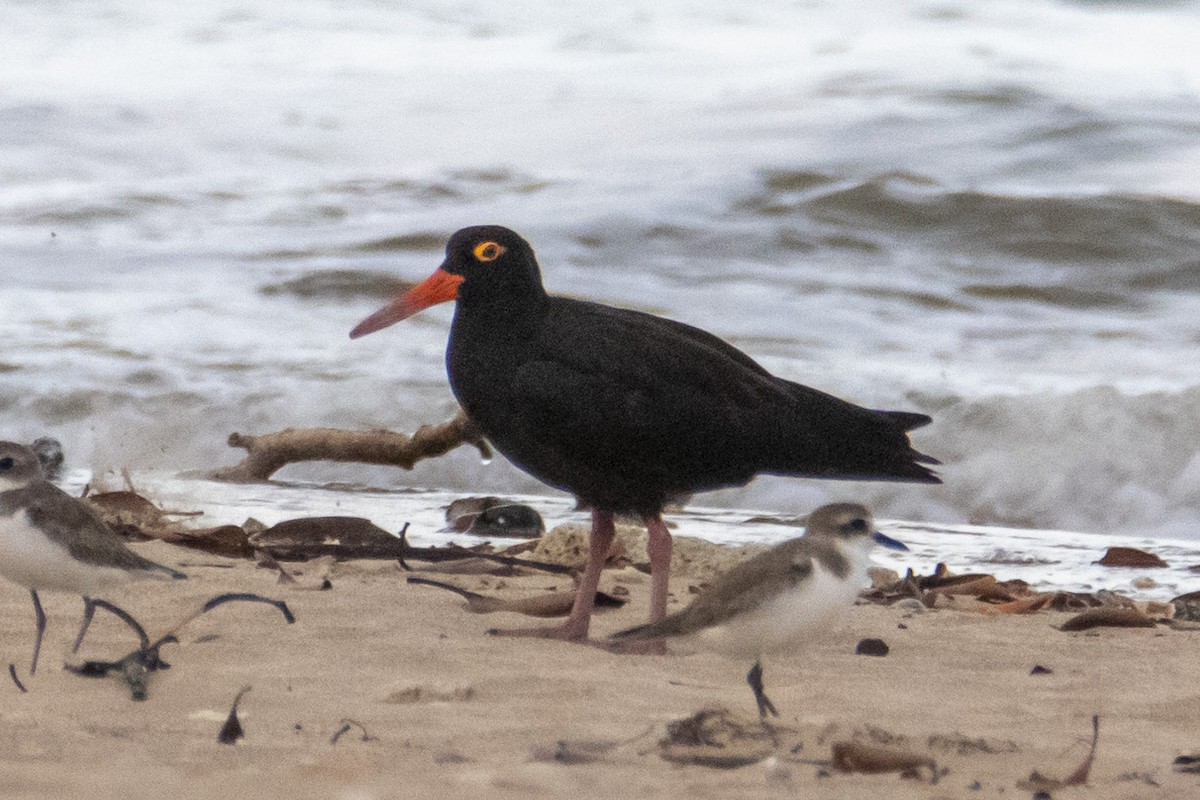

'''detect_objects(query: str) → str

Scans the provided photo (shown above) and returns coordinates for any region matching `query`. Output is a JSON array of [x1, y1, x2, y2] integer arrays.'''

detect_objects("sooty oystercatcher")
[[350, 226, 938, 642]]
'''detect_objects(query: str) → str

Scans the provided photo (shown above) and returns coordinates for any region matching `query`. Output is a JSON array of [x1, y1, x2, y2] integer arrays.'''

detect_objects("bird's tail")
[[867, 409, 942, 479], [876, 410, 933, 432]]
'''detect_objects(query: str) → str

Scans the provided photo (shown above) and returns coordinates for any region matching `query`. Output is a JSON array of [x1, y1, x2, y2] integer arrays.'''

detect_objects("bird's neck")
[[811, 536, 874, 580], [453, 280, 549, 343]]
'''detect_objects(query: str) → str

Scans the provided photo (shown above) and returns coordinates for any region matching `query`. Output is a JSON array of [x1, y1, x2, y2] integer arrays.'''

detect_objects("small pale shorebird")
[[0, 441, 185, 674], [610, 503, 906, 718]]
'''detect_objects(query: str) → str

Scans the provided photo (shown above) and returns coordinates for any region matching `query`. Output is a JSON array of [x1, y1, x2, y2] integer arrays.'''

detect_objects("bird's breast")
[[693, 560, 868, 658], [0, 511, 124, 594]]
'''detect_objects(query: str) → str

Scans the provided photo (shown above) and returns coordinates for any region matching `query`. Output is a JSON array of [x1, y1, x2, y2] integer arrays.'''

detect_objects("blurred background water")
[[4, 0, 1200, 544]]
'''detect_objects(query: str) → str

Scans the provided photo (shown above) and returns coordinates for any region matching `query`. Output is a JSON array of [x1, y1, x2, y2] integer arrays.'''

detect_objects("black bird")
[[350, 226, 938, 641]]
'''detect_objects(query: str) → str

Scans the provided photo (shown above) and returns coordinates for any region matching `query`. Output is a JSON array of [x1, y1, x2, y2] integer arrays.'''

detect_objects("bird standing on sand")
[[611, 503, 904, 717], [0, 441, 185, 674], [350, 226, 938, 642]]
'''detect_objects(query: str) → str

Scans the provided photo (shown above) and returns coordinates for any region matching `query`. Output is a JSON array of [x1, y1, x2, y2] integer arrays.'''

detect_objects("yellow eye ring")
[[473, 241, 506, 262]]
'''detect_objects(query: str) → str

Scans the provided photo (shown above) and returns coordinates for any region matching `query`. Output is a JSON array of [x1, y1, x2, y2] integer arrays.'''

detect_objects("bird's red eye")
[[473, 241, 506, 262]]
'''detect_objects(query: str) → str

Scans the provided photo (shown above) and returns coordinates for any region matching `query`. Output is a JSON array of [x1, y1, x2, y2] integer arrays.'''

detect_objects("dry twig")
[[211, 410, 491, 482]]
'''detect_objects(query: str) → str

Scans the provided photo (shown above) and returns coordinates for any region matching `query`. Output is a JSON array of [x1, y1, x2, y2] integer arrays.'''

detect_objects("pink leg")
[[489, 508, 615, 642], [643, 514, 673, 624]]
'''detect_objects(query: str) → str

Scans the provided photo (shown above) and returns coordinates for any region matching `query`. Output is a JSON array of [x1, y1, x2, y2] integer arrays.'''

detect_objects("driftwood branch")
[[210, 411, 491, 482]]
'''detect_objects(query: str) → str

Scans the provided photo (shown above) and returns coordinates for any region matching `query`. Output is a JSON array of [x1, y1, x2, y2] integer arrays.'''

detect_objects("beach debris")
[[855, 638, 889, 656], [1095, 547, 1168, 568], [1019, 715, 1099, 791], [84, 486, 254, 557], [8, 663, 28, 693], [1174, 753, 1200, 773], [87, 490, 173, 537], [406, 576, 626, 617], [249, 516, 407, 559], [1060, 608, 1156, 632], [658, 708, 778, 768], [75, 480, 739, 593], [443, 496, 545, 538], [66, 592, 295, 701], [859, 561, 1173, 620], [246, 518, 574, 577], [1030, 665, 1053, 675], [165, 525, 255, 558], [87, 488, 202, 540], [829, 740, 939, 782], [925, 572, 999, 596], [211, 411, 491, 482], [217, 685, 252, 744], [1170, 590, 1200, 622], [329, 718, 378, 745]]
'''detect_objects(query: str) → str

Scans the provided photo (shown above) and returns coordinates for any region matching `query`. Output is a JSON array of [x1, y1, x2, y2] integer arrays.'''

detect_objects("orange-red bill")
[[349, 268, 464, 339]]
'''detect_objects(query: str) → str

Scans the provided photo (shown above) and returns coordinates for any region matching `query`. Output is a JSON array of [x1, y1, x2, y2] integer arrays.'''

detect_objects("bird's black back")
[[448, 293, 938, 515]]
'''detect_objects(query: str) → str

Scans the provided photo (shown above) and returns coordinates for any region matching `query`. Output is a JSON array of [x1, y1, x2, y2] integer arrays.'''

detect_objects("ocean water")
[[4, 0, 1200, 557]]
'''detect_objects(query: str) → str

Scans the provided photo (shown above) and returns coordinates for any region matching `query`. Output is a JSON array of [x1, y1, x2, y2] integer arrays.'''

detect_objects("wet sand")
[[0, 538, 1195, 799]]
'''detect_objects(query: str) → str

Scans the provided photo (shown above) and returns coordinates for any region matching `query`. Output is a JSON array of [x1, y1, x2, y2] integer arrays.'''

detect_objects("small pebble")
[[855, 638, 889, 657]]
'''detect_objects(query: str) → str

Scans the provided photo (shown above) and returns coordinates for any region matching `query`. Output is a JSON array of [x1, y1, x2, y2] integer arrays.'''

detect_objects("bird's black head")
[[350, 225, 545, 339], [441, 226, 533, 276]]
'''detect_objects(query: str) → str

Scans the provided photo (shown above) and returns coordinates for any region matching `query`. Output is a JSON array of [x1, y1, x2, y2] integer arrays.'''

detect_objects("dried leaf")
[[830, 740, 937, 780], [218, 686, 251, 745], [659, 709, 776, 768], [158, 524, 254, 558], [1060, 608, 1155, 632]]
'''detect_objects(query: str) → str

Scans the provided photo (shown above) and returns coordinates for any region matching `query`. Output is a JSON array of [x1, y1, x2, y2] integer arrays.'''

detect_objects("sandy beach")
[[0, 534, 1195, 800]]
